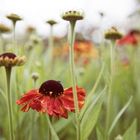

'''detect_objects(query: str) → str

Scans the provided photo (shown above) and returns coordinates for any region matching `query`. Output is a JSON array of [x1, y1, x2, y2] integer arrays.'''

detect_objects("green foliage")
[[81, 99, 103, 140], [123, 119, 137, 140], [0, 32, 140, 140]]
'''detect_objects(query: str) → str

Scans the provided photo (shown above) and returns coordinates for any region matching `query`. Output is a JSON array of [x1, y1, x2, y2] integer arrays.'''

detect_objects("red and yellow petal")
[[53, 98, 68, 118], [16, 89, 43, 112], [16, 89, 39, 105], [20, 104, 30, 112], [61, 86, 86, 111], [41, 97, 68, 118]]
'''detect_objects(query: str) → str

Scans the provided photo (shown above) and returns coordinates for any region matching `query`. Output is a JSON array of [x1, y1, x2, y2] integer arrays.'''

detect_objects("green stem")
[[69, 21, 80, 140], [47, 116, 52, 140], [29, 79, 37, 140], [13, 22, 18, 54], [105, 41, 115, 140], [39, 115, 44, 140], [0, 33, 5, 52], [5, 67, 15, 140], [48, 25, 54, 72]]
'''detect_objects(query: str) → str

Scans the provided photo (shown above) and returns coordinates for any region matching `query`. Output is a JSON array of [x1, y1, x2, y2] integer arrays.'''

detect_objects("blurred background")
[[0, 0, 139, 39], [0, 0, 140, 140]]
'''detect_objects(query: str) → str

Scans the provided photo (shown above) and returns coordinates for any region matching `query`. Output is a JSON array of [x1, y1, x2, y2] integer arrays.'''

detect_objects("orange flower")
[[63, 40, 98, 65], [16, 80, 86, 118]]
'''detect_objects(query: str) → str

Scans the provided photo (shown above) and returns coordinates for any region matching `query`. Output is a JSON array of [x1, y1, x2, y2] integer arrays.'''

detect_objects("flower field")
[[0, 10, 140, 140]]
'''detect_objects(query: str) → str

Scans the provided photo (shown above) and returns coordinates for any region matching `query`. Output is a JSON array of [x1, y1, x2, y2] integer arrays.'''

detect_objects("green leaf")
[[0, 88, 6, 101], [96, 127, 104, 140], [54, 118, 72, 133], [81, 100, 103, 140], [123, 119, 137, 140], [79, 64, 105, 120], [80, 86, 107, 120], [88, 63, 105, 100], [108, 96, 133, 135]]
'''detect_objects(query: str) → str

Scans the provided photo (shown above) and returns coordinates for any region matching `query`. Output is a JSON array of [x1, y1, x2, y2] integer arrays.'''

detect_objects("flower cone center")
[[39, 80, 64, 97], [0, 53, 16, 59]]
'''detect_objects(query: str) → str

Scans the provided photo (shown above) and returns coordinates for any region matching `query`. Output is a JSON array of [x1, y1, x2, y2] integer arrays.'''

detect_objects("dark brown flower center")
[[0, 52, 16, 59], [39, 80, 64, 97]]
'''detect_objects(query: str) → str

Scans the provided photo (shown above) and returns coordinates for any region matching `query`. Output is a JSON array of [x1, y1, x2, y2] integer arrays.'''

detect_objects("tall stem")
[[13, 22, 18, 54], [105, 41, 115, 140], [46, 116, 53, 140], [5, 67, 15, 140], [69, 21, 80, 140], [0, 33, 5, 52], [48, 25, 54, 72], [29, 79, 37, 140]]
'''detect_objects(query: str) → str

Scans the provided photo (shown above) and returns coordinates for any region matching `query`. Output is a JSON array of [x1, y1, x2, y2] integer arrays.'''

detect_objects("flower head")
[[63, 40, 98, 65], [31, 72, 39, 81], [46, 20, 57, 26], [6, 13, 22, 24], [117, 29, 140, 46], [0, 52, 26, 68], [16, 80, 86, 118], [0, 23, 11, 33], [104, 27, 123, 40], [62, 10, 84, 21], [26, 26, 36, 34]]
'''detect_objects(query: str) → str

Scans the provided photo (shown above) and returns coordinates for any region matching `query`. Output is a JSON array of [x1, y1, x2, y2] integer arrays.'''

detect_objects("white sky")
[[0, 0, 136, 36]]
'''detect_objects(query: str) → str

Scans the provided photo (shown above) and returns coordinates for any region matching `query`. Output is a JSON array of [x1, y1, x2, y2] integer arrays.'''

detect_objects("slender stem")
[[29, 79, 37, 140], [46, 116, 52, 140], [0, 33, 5, 52], [105, 41, 115, 140], [69, 21, 80, 140], [48, 25, 54, 71], [49, 116, 52, 140], [5, 67, 15, 140], [13, 22, 18, 54], [39, 115, 44, 140]]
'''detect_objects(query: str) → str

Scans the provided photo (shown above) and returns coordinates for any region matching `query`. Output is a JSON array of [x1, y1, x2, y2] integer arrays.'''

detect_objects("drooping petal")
[[61, 86, 86, 111], [16, 89, 39, 105], [41, 96, 68, 118], [29, 99, 43, 112], [53, 98, 68, 118], [16, 89, 43, 112], [20, 104, 30, 112]]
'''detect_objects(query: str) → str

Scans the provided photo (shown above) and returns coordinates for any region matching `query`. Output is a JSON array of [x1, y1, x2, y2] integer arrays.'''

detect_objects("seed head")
[[0, 23, 11, 33], [104, 27, 123, 40], [31, 72, 39, 81], [6, 13, 22, 24], [62, 10, 84, 21], [46, 20, 57, 26]]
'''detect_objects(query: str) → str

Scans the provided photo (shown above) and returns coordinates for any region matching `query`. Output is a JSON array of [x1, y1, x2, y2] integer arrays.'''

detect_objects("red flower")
[[117, 34, 137, 46], [117, 30, 140, 46], [16, 80, 86, 118]]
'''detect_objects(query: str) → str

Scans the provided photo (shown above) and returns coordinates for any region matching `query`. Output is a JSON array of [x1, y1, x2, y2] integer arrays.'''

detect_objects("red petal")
[[61, 86, 86, 111], [53, 98, 68, 118], [16, 89, 39, 105], [41, 97, 68, 118], [16, 89, 43, 112], [30, 99, 42, 112], [21, 104, 30, 112]]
